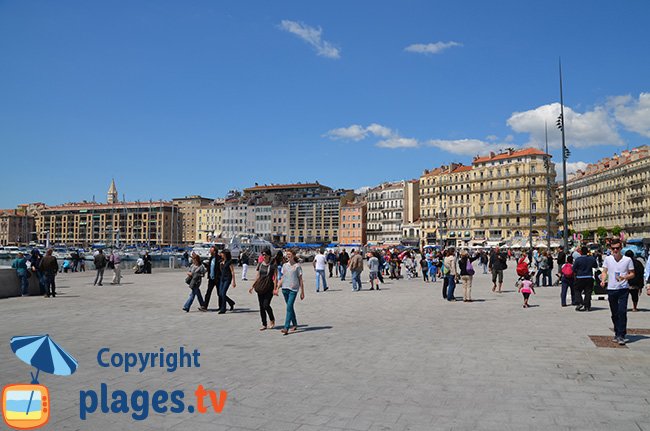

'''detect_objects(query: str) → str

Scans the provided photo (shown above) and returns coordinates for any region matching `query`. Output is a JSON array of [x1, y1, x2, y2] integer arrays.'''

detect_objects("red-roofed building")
[[0, 209, 35, 246]]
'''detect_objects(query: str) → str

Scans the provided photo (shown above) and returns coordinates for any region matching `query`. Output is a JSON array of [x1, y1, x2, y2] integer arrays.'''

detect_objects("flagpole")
[[545, 122, 551, 250], [558, 58, 569, 250]]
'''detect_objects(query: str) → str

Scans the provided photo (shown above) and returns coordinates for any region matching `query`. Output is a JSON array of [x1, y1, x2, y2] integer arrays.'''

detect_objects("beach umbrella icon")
[[9, 335, 78, 416]]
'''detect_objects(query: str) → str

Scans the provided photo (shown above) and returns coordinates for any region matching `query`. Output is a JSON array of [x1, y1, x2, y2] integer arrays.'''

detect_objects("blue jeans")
[[429, 266, 437, 282], [183, 286, 205, 310], [446, 275, 456, 301], [351, 270, 362, 291], [608, 289, 629, 339], [18, 274, 29, 296], [282, 288, 298, 329], [218, 279, 232, 312], [560, 276, 574, 306], [339, 265, 347, 281], [315, 269, 327, 291], [36, 271, 46, 295]]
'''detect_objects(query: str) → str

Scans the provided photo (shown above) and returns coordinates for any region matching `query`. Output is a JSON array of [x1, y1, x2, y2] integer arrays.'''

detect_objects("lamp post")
[[544, 123, 552, 249], [557, 59, 570, 250]]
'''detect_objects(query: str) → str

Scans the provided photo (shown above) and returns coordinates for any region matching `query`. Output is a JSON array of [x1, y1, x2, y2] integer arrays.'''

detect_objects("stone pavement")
[[1, 264, 650, 431]]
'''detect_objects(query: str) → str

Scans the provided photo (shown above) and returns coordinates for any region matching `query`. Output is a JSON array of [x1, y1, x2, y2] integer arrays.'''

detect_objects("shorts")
[[522, 292, 531, 299], [491, 269, 504, 284], [369, 272, 379, 281]]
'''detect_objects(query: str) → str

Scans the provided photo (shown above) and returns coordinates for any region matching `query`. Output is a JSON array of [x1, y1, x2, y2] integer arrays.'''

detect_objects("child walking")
[[518, 273, 536, 308]]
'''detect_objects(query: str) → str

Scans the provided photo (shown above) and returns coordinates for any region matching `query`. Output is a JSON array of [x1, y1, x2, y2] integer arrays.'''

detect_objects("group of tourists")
[[181, 246, 304, 336], [11, 249, 59, 297]]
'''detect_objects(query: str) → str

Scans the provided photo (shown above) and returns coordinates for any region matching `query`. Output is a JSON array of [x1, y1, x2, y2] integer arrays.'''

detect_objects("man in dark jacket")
[[555, 247, 566, 286], [40, 249, 59, 297], [489, 247, 507, 293], [572, 246, 598, 311], [338, 249, 350, 281], [94, 249, 107, 286]]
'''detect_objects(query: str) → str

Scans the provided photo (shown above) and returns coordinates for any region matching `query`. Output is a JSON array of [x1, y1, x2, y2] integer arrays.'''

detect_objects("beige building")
[[172, 195, 214, 244], [195, 200, 224, 243], [419, 148, 558, 246], [420, 164, 473, 247], [367, 180, 420, 245], [0, 209, 35, 246], [36, 201, 180, 247], [339, 200, 367, 246], [471, 148, 558, 244], [562, 145, 649, 239]]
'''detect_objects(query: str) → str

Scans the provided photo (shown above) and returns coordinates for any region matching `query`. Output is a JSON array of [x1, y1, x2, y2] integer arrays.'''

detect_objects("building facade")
[[35, 201, 180, 247], [562, 145, 649, 239], [171, 195, 214, 244], [195, 200, 224, 243], [339, 200, 367, 246], [367, 180, 419, 245], [419, 148, 558, 246], [0, 209, 35, 246]]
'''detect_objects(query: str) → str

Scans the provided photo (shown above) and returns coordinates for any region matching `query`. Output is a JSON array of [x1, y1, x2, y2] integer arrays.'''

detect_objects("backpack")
[[561, 263, 574, 278], [516, 258, 529, 277], [466, 259, 475, 276]]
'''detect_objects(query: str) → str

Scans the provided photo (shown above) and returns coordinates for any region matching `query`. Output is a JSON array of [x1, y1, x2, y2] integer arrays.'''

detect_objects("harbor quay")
[[1, 265, 650, 430]]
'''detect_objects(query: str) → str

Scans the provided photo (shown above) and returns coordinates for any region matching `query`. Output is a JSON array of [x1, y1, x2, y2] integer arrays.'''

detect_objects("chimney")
[[489, 152, 495, 159]]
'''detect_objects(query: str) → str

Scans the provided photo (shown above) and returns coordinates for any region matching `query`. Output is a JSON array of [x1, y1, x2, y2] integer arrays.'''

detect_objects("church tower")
[[107, 179, 118, 204]]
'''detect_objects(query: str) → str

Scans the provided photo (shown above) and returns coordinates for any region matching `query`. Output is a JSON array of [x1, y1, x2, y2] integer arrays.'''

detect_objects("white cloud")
[[507, 103, 623, 148], [279, 20, 340, 59], [426, 139, 515, 157], [485, 135, 498, 142], [324, 124, 367, 141], [354, 186, 371, 194], [325, 123, 419, 149], [377, 137, 419, 148], [609, 93, 650, 138], [555, 161, 589, 180], [404, 41, 462, 55]]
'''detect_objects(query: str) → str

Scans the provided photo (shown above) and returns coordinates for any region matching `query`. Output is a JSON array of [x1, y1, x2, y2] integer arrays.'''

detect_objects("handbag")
[[466, 259, 475, 276], [185, 275, 192, 286], [253, 264, 275, 294]]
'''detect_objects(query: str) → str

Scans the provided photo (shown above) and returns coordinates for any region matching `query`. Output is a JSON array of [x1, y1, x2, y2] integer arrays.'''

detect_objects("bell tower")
[[107, 179, 118, 204]]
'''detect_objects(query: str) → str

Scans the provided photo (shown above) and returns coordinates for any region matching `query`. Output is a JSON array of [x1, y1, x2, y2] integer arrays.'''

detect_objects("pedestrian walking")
[[535, 251, 550, 286], [444, 248, 458, 301], [458, 249, 479, 302], [625, 250, 645, 312], [279, 249, 304, 335], [338, 248, 349, 281], [518, 273, 536, 308], [420, 255, 429, 282], [313, 249, 328, 292], [249, 248, 276, 330], [39, 248, 58, 297], [217, 250, 236, 314], [555, 246, 566, 286], [12, 252, 30, 296], [489, 247, 507, 293], [240, 250, 249, 281], [109, 251, 122, 285], [201, 246, 221, 311], [183, 253, 207, 312], [560, 255, 575, 307], [30, 249, 46, 296], [326, 250, 336, 277], [368, 252, 380, 291], [601, 239, 635, 345], [93, 249, 107, 286], [348, 249, 364, 291], [573, 246, 598, 312], [143, 252, 152, 274]]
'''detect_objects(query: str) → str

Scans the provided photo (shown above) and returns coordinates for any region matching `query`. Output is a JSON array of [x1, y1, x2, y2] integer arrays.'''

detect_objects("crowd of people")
[[10, 239, 650, 345]]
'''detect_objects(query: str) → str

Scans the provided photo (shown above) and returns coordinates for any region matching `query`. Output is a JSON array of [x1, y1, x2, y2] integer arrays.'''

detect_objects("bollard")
[[169, 256, 175, 269]]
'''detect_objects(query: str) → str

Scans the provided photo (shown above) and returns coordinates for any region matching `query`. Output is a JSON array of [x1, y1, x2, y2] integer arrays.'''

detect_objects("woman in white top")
[[279, 249, 305, 335]]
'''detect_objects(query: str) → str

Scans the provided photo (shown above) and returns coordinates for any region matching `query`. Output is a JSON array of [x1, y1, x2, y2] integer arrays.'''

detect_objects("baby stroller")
[[515, 256, 535, 288], [404, 259, 418, 279]]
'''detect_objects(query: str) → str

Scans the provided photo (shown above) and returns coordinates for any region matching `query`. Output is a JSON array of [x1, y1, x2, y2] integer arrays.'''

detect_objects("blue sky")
[[1, 0, 649, 207]]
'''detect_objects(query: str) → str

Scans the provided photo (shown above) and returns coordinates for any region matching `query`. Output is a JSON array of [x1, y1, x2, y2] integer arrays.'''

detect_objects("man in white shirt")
[[313, 249, 328, 293], [600, 239, 635, 345]]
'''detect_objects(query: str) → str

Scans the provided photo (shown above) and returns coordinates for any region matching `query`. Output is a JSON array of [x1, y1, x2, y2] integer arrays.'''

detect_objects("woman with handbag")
[[182, 253, 207, 312], [249, 248, 276, 330]]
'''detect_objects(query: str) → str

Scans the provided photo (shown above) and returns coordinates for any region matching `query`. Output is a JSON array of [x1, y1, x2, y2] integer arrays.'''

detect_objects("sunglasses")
[[611, 247, 621, 250]]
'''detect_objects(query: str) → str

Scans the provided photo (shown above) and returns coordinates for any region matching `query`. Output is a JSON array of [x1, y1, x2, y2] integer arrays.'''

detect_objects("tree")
[[611, 225, 622, 237], [582, 230, 592, 242], [596, 226, 608, 240]]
